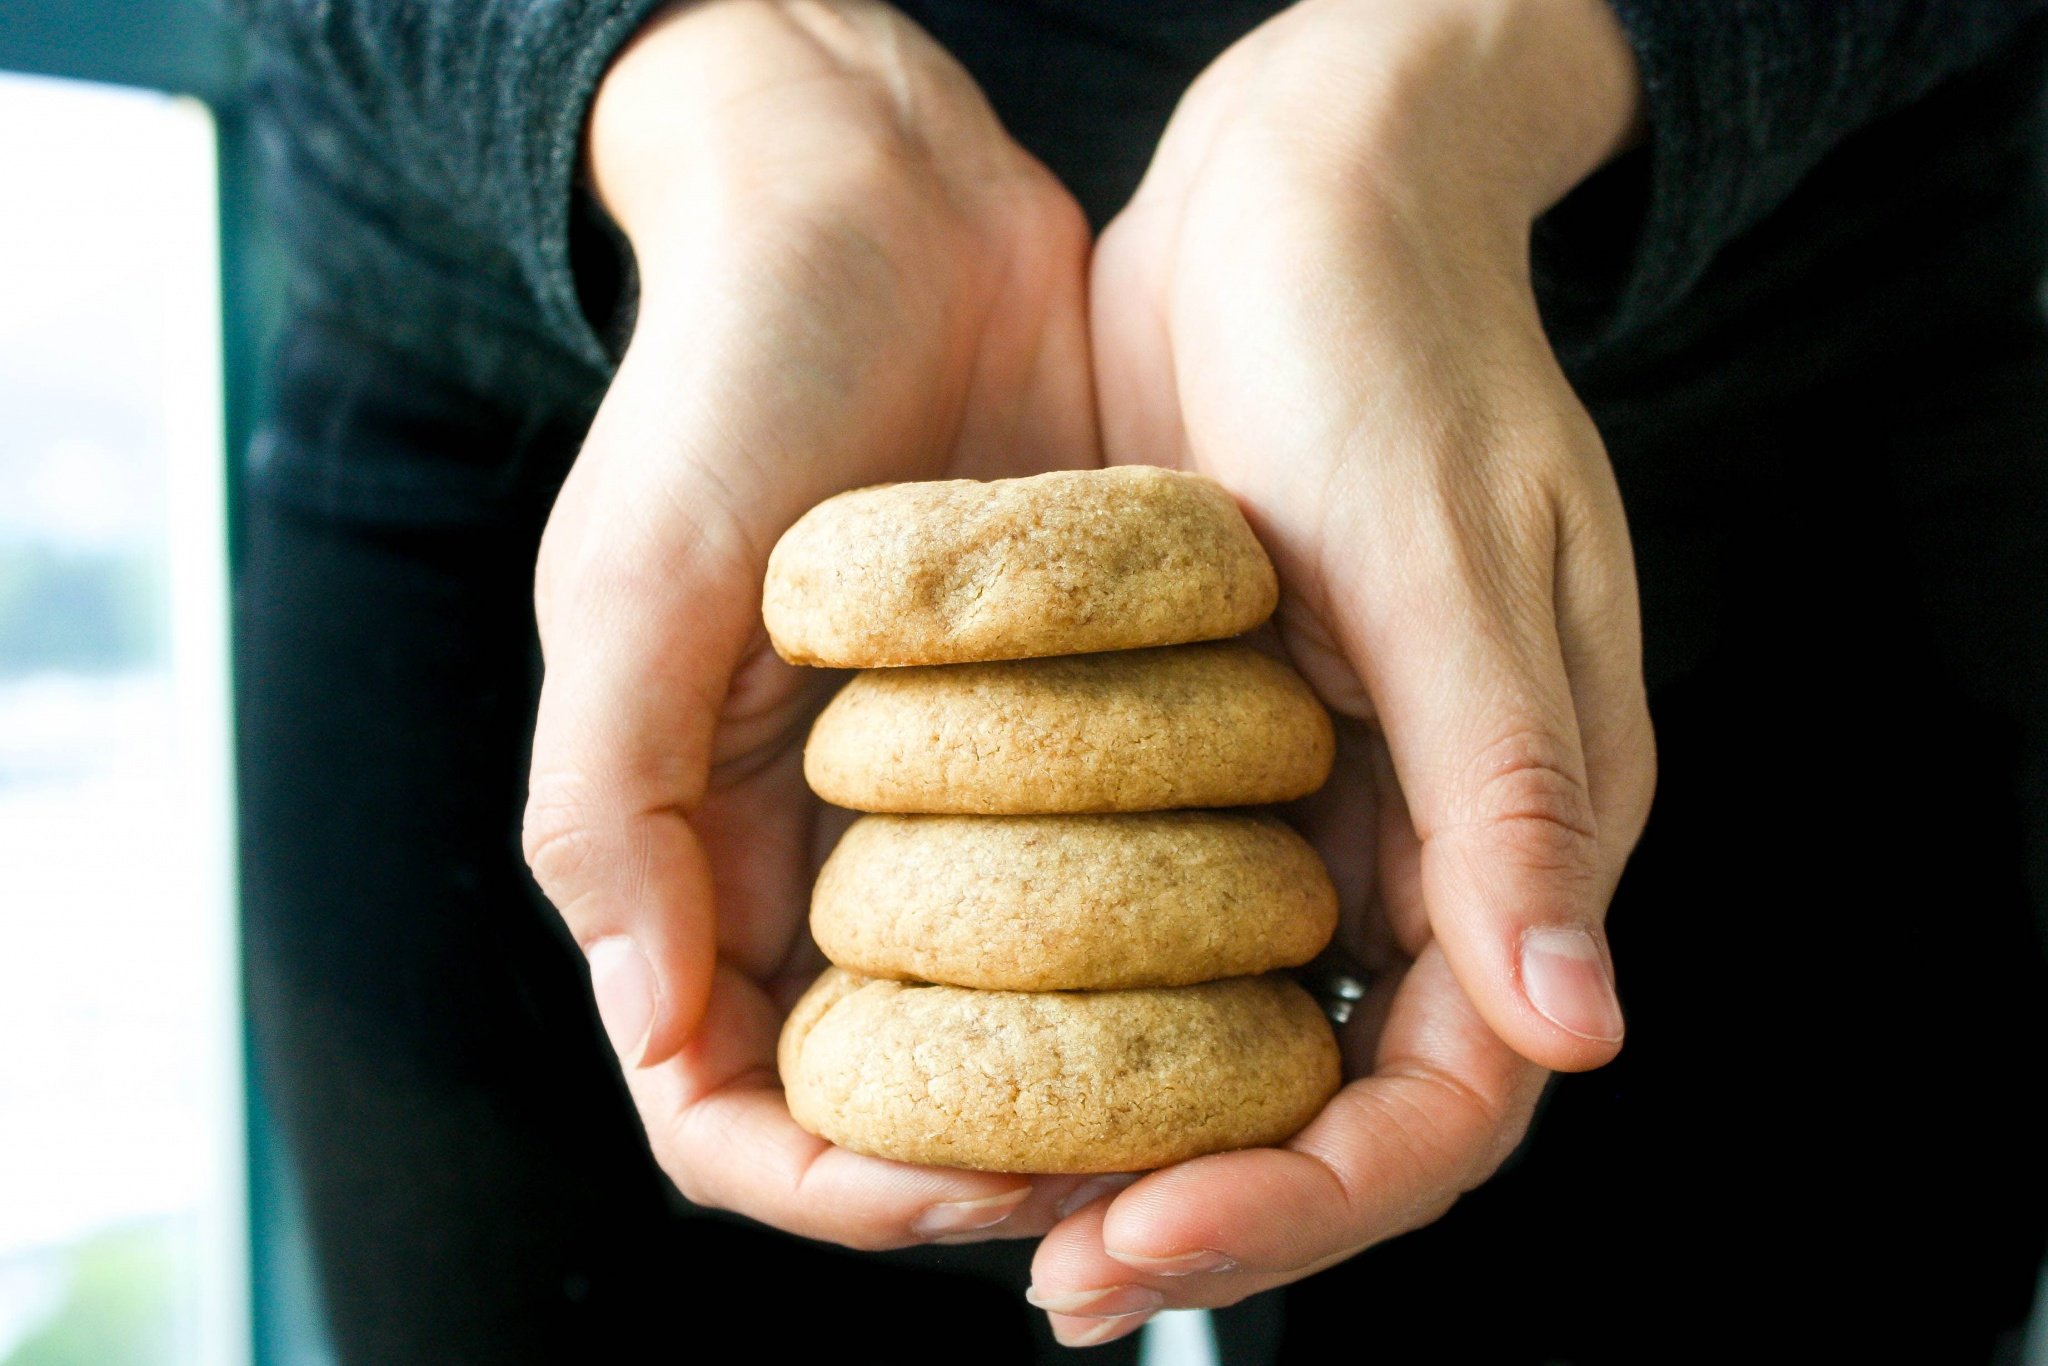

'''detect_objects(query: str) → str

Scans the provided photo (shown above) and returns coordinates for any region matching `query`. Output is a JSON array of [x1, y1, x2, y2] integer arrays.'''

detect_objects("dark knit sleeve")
[[229, 0, 672, 370], [1548, 0, 2048, 349]]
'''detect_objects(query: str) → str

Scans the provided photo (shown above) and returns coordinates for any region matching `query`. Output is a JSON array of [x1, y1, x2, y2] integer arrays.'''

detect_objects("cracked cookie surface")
[[778, 968, 1341, 1172], [812, 812, 1337, 989], [803, 642, 1335, 813], [762, 467, 1278, 667]]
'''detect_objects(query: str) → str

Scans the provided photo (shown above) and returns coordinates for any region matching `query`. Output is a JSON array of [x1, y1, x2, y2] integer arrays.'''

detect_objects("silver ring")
[[1296, 950, 1374, 1026]]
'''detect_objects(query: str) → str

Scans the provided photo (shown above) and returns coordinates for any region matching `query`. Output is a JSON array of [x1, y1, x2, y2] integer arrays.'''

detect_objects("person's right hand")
[[522, 0, 1104, 1249]]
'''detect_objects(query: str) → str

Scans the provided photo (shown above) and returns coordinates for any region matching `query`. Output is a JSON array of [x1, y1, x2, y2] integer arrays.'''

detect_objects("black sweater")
[[232, 1, 2048, 532]]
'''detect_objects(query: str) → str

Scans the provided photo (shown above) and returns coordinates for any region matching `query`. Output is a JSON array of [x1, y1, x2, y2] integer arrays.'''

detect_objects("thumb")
[[520, 360, 777, 1069], [1339, 515, 1626, 1075]]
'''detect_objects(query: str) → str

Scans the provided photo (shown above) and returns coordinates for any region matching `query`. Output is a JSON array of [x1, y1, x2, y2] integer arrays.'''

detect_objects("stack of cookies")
[[765, 467, 1343, 1174]]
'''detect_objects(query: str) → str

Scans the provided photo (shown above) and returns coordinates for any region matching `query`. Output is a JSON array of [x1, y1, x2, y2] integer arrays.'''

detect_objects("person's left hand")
[[1022, 0, 1655, 1345]]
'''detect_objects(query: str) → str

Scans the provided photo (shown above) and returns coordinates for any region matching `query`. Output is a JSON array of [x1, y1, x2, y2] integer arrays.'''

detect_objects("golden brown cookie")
[[778, 968, 1341, 1173], [803, 642, 1335, 813], [811, 812, 1338, 989], [762, 467, 1279, 667]]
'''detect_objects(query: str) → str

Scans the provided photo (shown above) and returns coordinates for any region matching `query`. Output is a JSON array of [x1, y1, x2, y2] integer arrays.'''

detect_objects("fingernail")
[[1026, 1285, 1165, 1319], [1057, 1174, 1140, 1219], [912, 1188, 1029, 1239], [586, 937, 657, 1064], [1052, 1311, 1157, 1348], [1106, 1248, 1236, 1276], [1520, 927, 1625, 1043]]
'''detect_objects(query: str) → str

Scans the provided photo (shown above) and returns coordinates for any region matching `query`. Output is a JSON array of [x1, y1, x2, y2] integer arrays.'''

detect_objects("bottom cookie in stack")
[[778, 968, 1340, 1174]]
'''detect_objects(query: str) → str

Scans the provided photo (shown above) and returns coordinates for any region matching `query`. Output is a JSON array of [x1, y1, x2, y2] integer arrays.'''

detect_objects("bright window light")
[[0, 71, 245, 1366]]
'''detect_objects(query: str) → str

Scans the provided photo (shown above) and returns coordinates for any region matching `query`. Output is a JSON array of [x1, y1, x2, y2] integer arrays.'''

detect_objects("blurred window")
[[0, 72, 244, 1366]]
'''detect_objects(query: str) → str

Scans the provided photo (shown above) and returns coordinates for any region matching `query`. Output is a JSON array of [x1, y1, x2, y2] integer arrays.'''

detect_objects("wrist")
[[586, 1, 735, 250], [587, 0, 1040, 296], [1219, 0, 1641, 232], [588, 1, 923, 265]]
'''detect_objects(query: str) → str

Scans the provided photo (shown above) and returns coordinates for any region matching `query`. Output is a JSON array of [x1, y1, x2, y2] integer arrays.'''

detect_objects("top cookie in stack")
[[763, 465, 1279, 667], [769, 467, 1342, 1174]]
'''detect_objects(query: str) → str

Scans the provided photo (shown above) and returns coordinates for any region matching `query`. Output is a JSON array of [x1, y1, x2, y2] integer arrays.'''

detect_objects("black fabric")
[[236, 0, 2048, 500], [231, 1, 2048, 1360], [1588, 0, 2048, 350], [231, 0, 670, 382]]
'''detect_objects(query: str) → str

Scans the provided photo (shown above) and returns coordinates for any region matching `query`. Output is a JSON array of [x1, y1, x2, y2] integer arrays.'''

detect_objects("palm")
[[567, 137, 1111, 1231], [1013, 92, 1558, 1315], [1091, 150, 1417, 1081]]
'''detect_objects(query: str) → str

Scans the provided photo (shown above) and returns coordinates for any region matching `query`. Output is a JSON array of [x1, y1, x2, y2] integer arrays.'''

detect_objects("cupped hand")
[[1031, 0, 1655, 1343], [522, 0, 1106, 1249]]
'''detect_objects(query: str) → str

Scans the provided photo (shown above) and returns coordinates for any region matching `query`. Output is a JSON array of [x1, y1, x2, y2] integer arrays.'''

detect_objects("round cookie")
[[812, 812, 1338, 989], [778, 968, 1341, 1173], [762, 467, 1279, 667], [803, 642, 1336, 813]]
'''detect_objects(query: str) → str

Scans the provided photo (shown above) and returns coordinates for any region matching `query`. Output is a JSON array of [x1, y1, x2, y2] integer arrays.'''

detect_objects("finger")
[[1272, 609, 1427, 967], [1028, 1203, 1163, 1348], [523, 350, 801, 1068], [687, 688, 836, 978], [1317, 469, 1626, 1072], [1553, 475, 1657, 863], [1030, 947, 1544, 1312], [1091, 203, 1188, 472], [1280, 712, 1385, 970], [1366, 733, 1429, 956], [622, 960, 1093, 1249]]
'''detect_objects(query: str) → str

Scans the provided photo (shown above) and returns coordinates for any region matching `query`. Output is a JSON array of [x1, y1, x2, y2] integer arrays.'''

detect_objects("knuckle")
[[1457, 729, 1601, 864], [1474, 733, 1597, 839], [520, 777, 618, 905], [1618, 734, 1659, 837], [1592, 702, 1659, 850], [1339, 1091, 1477, 1237], [1382, 1062, 1521, 1199]]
